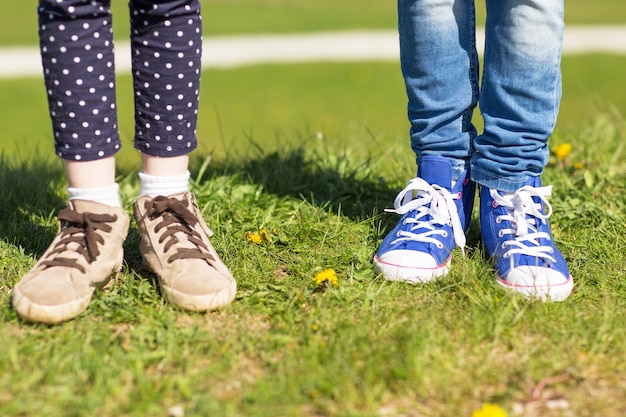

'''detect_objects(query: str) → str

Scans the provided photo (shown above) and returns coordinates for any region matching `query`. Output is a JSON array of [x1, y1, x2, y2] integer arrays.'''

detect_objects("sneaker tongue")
[[418, 156, 453, 192]]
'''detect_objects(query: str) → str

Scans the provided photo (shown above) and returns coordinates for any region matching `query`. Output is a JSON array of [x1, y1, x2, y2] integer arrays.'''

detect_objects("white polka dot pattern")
[[38, 0, 201, 161], [130, 0, 201, 157]]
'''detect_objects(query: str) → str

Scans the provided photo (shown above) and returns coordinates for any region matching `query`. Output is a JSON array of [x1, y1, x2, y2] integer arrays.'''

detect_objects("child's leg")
[[64, 157, 120, 207], [12, 0, 130, 325], [129, 0, 202, 161], [474, 0, 564, 191], [39, 0, 122, 201], [130, 0, 198, 197], [398, 0, 479, 178], [39, 0, 122, 166], [475, 0, 572, 301], [374, 0, 478, 283], [129, 0, 236, 311], [63, 157, 115, 188], [39, 0, 121, 205]]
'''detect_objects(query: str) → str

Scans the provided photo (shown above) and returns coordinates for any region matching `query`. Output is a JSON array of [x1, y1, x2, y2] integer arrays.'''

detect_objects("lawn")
[[1, 108, 625, 417], [1, 1, 626, 417]]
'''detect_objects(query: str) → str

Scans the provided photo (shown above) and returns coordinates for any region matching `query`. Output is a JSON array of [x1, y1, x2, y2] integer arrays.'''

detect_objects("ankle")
[[68, 184, 121, 207], [138, 171, 190, 198]]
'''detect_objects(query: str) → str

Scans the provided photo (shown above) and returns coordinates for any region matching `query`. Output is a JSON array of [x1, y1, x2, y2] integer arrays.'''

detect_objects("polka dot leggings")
[[38, 0, 202, 161]]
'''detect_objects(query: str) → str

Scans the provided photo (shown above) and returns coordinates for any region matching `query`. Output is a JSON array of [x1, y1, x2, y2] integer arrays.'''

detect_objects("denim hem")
[[450, 160, 468, 181], [470, 167, 535, 192]]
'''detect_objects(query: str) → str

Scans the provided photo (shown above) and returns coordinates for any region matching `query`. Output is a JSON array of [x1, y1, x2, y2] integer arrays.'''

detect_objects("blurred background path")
[[1, 25, 625, 79]]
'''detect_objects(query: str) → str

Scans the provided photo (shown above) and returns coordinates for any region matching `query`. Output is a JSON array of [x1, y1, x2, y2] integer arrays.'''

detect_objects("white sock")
[[68, 184, 121, 207], [139, 171, 190, 198]]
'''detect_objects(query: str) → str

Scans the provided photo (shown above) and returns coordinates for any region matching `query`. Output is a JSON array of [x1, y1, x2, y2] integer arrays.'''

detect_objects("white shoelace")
[[489, 185, 556, 262], [386, 178, 466, 254]]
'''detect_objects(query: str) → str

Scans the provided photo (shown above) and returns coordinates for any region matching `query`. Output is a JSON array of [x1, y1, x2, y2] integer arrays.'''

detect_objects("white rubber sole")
[[161, 280, 237, 312], [496, 273, 574, 302], [11, 286, 93, 324], [373, 255, 451, 284]]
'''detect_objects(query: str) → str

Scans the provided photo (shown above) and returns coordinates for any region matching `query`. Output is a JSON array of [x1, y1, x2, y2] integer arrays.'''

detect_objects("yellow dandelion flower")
[[573, 162, 584, 170], [260, 228, 271, 242], [554, 143, 572, 161], [246, 232, 263, 244], [311, 323, 319, 331], [313, 268, 339, 287], [471, 403, 507, 417]]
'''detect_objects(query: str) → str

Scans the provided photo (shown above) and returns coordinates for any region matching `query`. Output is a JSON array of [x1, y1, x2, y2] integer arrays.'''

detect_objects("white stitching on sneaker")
[[489, 185, 556, 263], [385, 178, 466, 254]]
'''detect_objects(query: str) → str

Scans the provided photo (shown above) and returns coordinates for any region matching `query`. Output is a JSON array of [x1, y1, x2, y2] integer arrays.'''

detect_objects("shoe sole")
[[12, 261, 122, 324], [160, 280, 237, 312], [373, 256, 451, 284], [11, 286, 93, 324], [496, 274, 574, 302]]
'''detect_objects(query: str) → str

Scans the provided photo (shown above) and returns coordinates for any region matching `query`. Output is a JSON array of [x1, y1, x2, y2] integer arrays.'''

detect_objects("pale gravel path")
[[1, 25, 625, 79]]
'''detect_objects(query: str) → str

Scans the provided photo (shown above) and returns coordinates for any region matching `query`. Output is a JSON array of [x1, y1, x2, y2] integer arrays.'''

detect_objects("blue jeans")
[[398, 0, 563, 192]]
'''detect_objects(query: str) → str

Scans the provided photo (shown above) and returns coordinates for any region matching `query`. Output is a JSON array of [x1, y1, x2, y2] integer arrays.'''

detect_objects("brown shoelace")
[[40, 209, 118, 273], [144, 196, 215, 264]]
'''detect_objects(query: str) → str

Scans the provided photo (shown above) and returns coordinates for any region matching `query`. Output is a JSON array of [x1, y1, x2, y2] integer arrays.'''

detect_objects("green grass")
[[0, 113, 625, 416], [0, 56, 625, 417], [1, 2, 626, 416]]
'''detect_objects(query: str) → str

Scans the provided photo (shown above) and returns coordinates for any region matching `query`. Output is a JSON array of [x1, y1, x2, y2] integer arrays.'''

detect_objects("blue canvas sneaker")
[[374, 156, 475, 283], [480, 176, 573, 301]]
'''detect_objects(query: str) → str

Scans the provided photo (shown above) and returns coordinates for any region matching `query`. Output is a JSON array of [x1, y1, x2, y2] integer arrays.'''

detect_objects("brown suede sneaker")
[[133, 192, 236, 311], [12, 200, 130, 324]]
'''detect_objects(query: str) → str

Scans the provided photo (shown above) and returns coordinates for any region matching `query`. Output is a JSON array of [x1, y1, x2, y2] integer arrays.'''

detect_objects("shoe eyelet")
[[495, 217, 502, 224], [498, 230, 504, 237], [436, 243, 444, 249], [492, 201, 498, 208], [441, 231, 448, 237]]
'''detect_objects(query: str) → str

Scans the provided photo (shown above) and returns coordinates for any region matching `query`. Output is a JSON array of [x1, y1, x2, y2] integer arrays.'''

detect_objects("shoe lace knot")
[[386, 178, 466, 253], [40, 209, 118, 273], [490, 185, 556, 262], [144, 196, 214, 264]]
